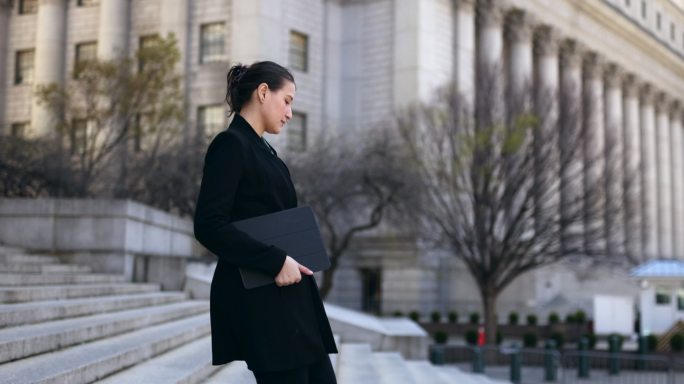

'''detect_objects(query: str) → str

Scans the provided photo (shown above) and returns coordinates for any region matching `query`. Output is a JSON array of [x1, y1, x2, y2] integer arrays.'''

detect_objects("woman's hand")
[[275, 256, 313, 287]]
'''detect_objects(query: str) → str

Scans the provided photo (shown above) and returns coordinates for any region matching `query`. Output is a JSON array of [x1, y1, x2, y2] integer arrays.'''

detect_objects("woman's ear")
[[257, 83, 269, 103]]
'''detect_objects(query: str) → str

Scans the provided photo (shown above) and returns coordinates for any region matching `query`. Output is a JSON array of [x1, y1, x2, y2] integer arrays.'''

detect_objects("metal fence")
[[432, 345, 684, 384]]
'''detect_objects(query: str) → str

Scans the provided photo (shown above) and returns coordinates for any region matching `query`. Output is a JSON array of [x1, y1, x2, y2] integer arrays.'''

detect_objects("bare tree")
[[287, 128, 415, 299], [396, 71, 637, 343], [35, 34, 183, 196]]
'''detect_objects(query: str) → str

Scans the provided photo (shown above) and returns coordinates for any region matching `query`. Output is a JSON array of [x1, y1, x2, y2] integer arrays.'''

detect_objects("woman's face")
[[261, 80, 295, 135]]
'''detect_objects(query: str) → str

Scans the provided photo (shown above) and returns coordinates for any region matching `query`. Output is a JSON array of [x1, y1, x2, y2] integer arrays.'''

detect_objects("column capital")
[[560, 39, 583, 68], [623, 74, 640, 98], [476, 0, 504, 27], [655, 92, 671, 113], [453, 0, 476, 10], [670, 100, 682, 118], [603, 63, 625, 88], [505, 8, 534, 43], [640, 84, 655, 105], [533, 25, 560, 56], [582, 52, 604, 80]]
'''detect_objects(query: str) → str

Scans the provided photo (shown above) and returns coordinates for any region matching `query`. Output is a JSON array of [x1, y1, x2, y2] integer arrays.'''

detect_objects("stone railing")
[[0, 198, 204, 290]]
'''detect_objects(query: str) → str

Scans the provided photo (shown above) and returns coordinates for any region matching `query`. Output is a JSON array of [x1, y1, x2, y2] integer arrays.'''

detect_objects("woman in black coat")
[[194, 61, 338, 383]]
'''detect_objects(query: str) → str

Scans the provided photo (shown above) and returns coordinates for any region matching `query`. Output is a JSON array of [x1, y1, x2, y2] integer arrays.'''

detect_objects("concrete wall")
[[0, 198, 203, 290]]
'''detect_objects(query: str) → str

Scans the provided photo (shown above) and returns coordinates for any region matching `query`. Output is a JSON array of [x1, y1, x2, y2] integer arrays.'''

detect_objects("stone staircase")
[[0, 245, 507, 384]]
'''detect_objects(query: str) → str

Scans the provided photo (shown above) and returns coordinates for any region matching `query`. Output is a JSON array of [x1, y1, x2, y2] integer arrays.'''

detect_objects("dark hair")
[[225, 61, 295, 117]]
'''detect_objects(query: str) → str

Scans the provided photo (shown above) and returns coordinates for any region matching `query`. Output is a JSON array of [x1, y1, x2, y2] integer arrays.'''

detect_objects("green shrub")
[[671, 333, 684, 352], [393, 310, 404, 318], [565, 313, 576, 324], [548, 312, 560, 325], [465, 330, 478, 345], [646, 334, 658, 352], [508, 312, 519, 325], [431, 311, 442, 323], [434, 331, 448, 345], [583, 333, 597, 349], [409, 311, 420, 322], [575, 310, 587, 324], [526, 314, 538, 326], [523, 332, 538, 347], [448, 311, 459, 323], [550, 332, 564, 349], [469, 312, 480, 325]]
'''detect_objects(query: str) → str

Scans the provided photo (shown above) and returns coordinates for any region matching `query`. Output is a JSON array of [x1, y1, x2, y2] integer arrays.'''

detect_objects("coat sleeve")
[[193, 133, 287, 278]]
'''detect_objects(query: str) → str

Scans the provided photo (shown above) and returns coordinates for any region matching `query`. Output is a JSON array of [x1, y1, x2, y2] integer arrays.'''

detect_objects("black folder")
[[233, 206, 330, 289]]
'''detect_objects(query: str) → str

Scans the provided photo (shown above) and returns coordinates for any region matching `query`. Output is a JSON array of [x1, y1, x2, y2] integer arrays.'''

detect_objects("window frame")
[[18, 0, 38, 15], [655, 285, 672, 306], [287, 111, 307, 152], [289, 30, 309, 72], [14, 49, 35, 85], [199, 22, 225, 64], [76, 0, 100, 7], [10, 122, 29, 137], [197, 104, 226, 139]]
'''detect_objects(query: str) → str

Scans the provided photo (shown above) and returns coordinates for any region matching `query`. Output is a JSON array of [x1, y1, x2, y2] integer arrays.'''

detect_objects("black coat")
[[194, 114, 337, 372]]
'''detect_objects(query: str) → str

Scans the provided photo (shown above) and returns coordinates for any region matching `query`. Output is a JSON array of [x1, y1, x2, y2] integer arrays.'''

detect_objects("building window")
[[15, 49, 34, 85], [10, 122, 29, 137], [77, 0, 100, 6], [361, 268, 382, 314], [18, 0, 38, 15], [138, 35, 159, 72], [678, 289, 684, 311], [672, 23, 676, 41], [289, 31, 308, 72], [625, 0, 630, 6], [656, 286, 671, 305], [70, 119, 93, 154], [287, 112, 307, 152], [641, 1, 647, 19], [200, 23, 225, 63], [74, 42, 97, 76], [656, 12, 661, 30], [197, 105, 225, 139]]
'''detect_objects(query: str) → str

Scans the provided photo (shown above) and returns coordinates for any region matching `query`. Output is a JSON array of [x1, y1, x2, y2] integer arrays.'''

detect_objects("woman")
[[194, 61, 338, 383]]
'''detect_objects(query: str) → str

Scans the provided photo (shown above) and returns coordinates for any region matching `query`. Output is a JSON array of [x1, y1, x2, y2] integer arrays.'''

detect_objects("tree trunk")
[[482, 288, 499, 346]]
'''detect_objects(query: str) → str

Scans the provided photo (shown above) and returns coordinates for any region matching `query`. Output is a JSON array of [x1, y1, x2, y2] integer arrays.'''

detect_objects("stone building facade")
[[2, 0, 684, 322]]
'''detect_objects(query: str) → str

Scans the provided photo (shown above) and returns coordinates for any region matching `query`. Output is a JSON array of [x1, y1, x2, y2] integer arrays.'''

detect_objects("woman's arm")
[[193, 133, 286, 278]]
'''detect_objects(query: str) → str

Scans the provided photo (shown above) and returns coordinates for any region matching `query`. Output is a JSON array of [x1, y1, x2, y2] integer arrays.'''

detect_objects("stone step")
[[0, 245, 27, 255], [98, 335, 220, 384], [435, 366, 504, 384], [203, 361, 255, 384], [0, 263, 91, 273], [0, 292, 188, 328], [0, 313, 210, 384], [405, 361, 450, 384], [0, 300, 209, 363], [0, 282, 160, 303], [372, 352, 417, 384], [0, 272, 126, 286], [337, 343, 381, 384], [0, 253, 61, 264]]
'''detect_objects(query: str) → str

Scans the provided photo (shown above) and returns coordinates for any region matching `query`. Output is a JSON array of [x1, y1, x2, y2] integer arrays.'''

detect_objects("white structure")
[[3, 0, 684, 320], [633, 260, 684, 335]]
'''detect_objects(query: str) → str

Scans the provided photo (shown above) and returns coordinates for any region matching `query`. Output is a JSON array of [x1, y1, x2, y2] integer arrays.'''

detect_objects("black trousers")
[[252, 355, 337, 384]]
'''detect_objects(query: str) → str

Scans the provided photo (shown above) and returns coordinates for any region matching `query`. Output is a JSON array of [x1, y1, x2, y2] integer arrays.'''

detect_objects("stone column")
[[476, 0, 504, 125], [30, 0, 67, 136], [670, 103, 684, 258], [0, 2, 10, 132], [160, 0, 190, 142], [97, 0, 130, 59], [559, 39, 584, 254], [582, 53, 605, 255], [505, 9, 533, 113], [656, 93, 673, 257], [454, 0, 476, 109], [533, 26, 560, 234], [604, 64, 624, 256], [640, 85, 658, 258], [623, 75, 642, 259]]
